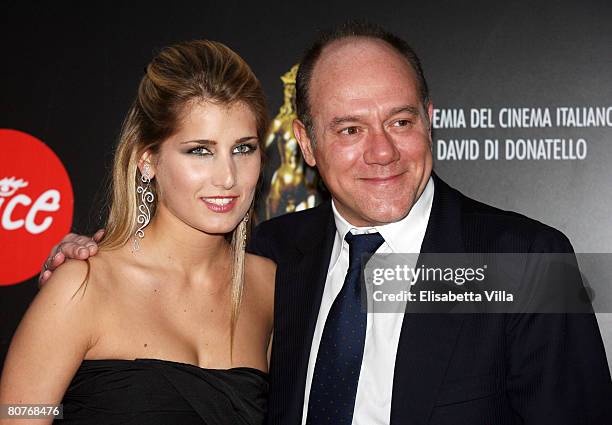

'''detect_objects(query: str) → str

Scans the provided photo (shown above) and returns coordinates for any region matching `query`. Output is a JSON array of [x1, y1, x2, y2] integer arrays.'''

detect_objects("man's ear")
[[427, 102, 434, 139], [293, 119, 317, 167], [138, 150, 156, 179]]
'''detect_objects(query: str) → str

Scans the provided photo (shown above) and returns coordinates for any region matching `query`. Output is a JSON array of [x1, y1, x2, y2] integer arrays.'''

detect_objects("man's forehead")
[[323, 88, 420, 115], [312, 39, 416, 91], [315, 37, 408, 73], [309, 39, 420, 118]]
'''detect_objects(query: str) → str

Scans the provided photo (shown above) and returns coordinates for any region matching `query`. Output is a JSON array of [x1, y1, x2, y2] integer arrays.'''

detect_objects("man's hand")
[[38, 229, 105, 287]]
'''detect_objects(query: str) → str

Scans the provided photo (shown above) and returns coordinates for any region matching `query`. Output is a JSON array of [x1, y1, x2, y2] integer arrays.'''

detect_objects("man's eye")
[[340, 126, 359, 135], [393, 119, 412, 127], [188, 147, 212, 156], [233, 144, 257, 155]]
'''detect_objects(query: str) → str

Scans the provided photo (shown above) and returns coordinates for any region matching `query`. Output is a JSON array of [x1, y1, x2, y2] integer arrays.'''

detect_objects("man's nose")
[[363, 129, 399, 165], [211, 154, 236, 190]]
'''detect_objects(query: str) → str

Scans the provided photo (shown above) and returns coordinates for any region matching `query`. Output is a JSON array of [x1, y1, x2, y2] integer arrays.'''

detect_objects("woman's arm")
[[0, 259, 98, 424]]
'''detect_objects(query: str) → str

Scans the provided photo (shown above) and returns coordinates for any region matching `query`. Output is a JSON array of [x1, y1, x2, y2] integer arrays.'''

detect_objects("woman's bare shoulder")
[[244, 253, 275, 306], [245, 253, 276, 286], [40, 258, 96, 302], [243, 253, 275, 331], [44, 247, 135, 304]]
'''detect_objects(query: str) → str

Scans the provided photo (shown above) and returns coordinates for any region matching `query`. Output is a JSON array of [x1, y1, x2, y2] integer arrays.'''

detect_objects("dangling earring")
[[235, 212, 249, 254], [240, 212, 249, 245], [133, 163, 154, 252]]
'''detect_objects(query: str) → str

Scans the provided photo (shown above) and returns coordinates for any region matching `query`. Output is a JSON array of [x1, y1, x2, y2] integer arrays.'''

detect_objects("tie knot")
[[344, 232, 385, 268]]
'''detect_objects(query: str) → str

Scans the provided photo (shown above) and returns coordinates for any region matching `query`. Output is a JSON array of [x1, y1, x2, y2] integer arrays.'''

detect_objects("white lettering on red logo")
[[0, 129, 74, 285]]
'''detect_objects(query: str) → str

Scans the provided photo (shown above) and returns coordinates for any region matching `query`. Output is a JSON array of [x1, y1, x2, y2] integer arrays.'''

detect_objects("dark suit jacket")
[[250, 174, 612, 424]]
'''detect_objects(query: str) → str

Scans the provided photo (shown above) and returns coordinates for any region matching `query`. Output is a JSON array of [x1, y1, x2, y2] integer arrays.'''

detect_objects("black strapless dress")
[[55, 359, 268, 424]]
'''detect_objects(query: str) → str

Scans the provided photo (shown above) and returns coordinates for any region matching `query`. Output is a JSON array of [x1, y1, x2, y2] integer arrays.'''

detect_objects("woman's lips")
[[201, 196, 238, 213]]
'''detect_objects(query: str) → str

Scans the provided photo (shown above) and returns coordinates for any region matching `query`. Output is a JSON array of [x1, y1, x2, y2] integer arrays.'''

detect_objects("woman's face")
[[146, 101, 261, 235]]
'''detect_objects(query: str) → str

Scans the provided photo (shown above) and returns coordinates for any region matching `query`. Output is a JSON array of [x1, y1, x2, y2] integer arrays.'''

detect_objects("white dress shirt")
[[301, 177, 434, 425]]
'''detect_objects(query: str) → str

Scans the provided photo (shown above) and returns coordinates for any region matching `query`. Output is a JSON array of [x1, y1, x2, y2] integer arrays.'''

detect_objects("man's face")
[[294, 38, 433, 227]]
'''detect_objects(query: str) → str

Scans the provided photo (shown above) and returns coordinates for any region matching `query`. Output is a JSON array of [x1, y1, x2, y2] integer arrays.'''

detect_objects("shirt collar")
[[331, 176, 434, 254]]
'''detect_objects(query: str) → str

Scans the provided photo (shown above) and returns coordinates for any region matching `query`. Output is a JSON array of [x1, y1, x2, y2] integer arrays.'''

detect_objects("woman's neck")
[[127, 206, 232, 280]]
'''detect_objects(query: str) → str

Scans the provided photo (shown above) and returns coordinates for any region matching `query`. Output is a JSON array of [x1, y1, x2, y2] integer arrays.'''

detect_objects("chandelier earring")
[[133, 163, 154, 252]]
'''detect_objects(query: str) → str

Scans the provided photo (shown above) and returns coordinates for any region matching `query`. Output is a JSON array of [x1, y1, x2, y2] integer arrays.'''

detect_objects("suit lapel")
[[272, 202, 336, 423], [390, 174, 468, 425]]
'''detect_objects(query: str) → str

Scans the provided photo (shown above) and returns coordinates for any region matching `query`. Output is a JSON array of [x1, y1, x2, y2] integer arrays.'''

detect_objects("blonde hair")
[[99, 40, 268, 350]]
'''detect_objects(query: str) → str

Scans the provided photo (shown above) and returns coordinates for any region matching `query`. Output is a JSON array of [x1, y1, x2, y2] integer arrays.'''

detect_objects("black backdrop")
[[1, 0, 611, 369]]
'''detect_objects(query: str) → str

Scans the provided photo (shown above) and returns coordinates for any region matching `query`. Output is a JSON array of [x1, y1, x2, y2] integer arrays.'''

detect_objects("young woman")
[[0, 40, 274, 425]]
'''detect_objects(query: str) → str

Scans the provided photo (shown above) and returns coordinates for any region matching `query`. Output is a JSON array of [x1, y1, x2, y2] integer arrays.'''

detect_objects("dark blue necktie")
[[306, 232, 385, 425]]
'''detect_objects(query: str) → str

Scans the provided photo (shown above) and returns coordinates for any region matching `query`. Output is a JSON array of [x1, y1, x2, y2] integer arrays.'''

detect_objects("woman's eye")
[[188, 146, 212, 156], [233, 144, 257, 155], [339, 126, 359, 136]]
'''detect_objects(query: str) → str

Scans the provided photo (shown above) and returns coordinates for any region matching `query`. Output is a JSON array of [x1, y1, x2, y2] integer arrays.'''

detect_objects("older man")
[[42, 22, 611, 424]]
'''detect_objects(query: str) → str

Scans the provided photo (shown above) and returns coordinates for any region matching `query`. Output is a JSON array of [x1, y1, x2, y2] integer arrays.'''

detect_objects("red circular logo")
[[0, 129, 74, 286]]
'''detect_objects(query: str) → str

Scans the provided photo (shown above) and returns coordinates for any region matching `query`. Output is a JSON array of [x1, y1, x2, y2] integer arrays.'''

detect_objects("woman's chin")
[[193, 219, 242, 236]]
